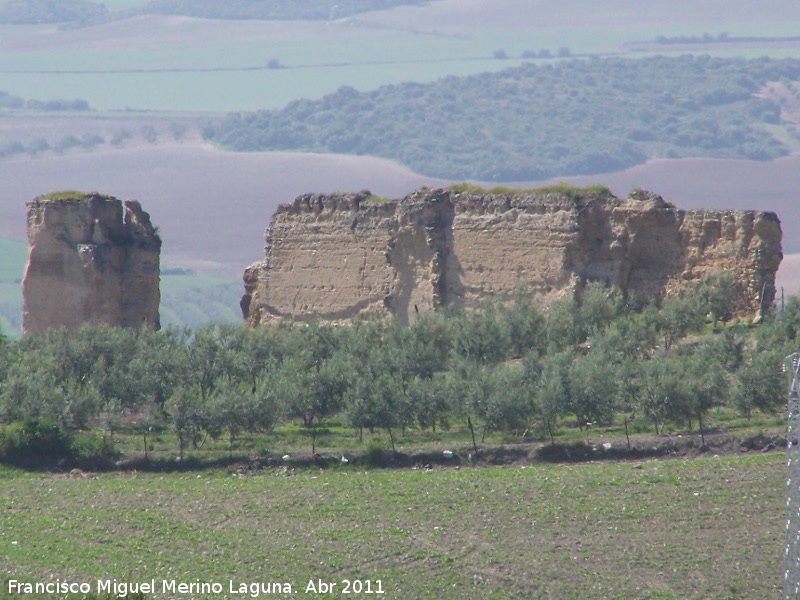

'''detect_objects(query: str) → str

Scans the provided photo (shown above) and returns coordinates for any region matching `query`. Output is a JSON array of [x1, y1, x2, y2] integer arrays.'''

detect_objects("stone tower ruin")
[[21, 192, 161, 335]]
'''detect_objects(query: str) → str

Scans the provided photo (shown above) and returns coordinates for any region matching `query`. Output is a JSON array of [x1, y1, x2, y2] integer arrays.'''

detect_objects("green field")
[[0, 452, 786, 599], [2, 12, 800, 113], [0, 31, 565, 112]]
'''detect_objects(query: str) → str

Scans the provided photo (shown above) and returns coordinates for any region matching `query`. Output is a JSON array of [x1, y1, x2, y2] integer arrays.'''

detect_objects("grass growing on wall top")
[[449, 182, 613, 200], [358, 192, 392, 204], [36, 190, 94, 201]]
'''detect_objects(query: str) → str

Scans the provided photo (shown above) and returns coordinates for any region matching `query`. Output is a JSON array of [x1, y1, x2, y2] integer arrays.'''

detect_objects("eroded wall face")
[[22, 194, 161, 335], [242, 188, 783, 326], [674, 209, 782, 313], [386, 189, 453, 324], [245, 193, 397, 325], [449, 195, 580, 308]]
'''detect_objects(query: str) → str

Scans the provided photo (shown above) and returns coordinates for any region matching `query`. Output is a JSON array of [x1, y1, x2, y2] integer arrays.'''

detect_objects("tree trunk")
[[698, 412, 706, 448], [624, 419, 631, 451], [468, 416, 479, 456], [312, 427, 317, 457], [387, 427, 396, 454]]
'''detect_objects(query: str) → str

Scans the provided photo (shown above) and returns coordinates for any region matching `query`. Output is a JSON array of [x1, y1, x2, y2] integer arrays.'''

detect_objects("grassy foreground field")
[[0, 452, 786, 599]]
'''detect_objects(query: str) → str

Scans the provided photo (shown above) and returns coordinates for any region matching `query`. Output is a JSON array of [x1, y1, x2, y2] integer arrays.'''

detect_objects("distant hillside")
[[205, 55, 800, 181], [131, 0, 429, 20], [0, 0, 429, 24], [0, 0, 106, 24]]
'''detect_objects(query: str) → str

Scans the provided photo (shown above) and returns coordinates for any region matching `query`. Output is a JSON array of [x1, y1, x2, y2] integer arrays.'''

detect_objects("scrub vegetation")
[[448, 182, 613, 201]]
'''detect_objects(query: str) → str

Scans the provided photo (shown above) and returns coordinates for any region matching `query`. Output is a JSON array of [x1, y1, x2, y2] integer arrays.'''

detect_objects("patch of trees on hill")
[[654, 32, 800, 45], [0, 91, 90, 112], [0, 91, 106, 159], [1, 275, 798, 467], [206, 55, 800, 181]]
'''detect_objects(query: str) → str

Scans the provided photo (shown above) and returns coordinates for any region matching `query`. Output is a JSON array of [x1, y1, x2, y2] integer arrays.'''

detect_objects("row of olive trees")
[[0, 277, 797, 458]]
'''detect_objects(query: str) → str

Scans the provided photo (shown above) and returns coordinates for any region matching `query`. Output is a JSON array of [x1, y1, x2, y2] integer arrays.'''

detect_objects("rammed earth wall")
[[241, 187, 783, 326], [22, 193, 161, 335]]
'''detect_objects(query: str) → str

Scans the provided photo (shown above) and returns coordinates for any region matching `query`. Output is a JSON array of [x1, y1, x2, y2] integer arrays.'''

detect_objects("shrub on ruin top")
[[37, 190, 112, 202], [449, 182, 612, 201]]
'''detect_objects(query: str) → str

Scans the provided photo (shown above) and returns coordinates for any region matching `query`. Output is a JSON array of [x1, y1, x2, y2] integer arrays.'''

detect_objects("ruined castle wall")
[[387, 188, 453, 324], [120, 200, 162, 328], [22, 193, 161, 335], [242, 188, 782, 326], [448, 193, 586, 307], [674, 208, 782, 313], [244, 192, 397, 325]]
